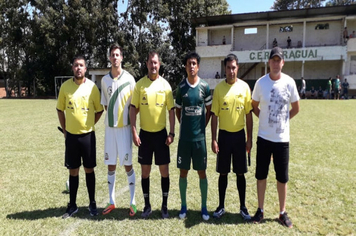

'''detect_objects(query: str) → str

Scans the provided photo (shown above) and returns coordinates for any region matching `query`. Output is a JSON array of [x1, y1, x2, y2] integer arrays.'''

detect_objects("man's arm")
[[245, 112, 253, 153], [129, 104, 141, 146], [176, 107, 181, 124], [57, 109, 66, 138], [94, 110, 104, 124], [251, 100, 260, 118], [289, 101, 299, 119], [205, 104, 211, 127], [211, 113, 219, 154], [166, 108, 175, 146]]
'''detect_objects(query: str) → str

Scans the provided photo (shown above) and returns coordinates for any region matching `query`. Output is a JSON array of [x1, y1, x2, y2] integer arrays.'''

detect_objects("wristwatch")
[[169, 132, 175, 137]]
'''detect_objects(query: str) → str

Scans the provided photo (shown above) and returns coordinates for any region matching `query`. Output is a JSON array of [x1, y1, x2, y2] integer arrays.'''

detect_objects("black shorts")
[[255, 136, 289, 183], [216, 129, 247, 174], [138, 128, 170, 165], [65, 131, 96, 169]]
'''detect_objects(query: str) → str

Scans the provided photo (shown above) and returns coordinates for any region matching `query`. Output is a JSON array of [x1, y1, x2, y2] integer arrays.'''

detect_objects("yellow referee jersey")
[[57, 78, 103, 134], [131, 76, 174, 132], [211, 79, 252, 132]]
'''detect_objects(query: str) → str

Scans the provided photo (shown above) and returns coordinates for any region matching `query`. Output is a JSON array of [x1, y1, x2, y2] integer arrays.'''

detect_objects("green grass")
[[0, 99, 355, 235]]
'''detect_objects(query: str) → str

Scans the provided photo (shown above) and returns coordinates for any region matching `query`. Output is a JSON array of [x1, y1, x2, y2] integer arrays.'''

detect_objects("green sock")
[[200, 178, 208, 208], [179, 177, 187, 207]]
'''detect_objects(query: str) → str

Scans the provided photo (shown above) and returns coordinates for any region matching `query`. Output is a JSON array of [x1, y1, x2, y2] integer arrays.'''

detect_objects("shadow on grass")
[[6, 207, 277, 226]]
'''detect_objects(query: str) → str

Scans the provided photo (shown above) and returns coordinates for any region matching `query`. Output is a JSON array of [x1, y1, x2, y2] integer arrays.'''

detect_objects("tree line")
[[0, 0, 353, 97]]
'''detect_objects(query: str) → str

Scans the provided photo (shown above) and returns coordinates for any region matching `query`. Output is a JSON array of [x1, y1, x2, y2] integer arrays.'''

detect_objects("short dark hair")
[[109, 43, 123, 57], [72, 55, 86, 66], [147, 51, 160, 62], [224, 54, 238, 66], [183, 51, 200, 66]]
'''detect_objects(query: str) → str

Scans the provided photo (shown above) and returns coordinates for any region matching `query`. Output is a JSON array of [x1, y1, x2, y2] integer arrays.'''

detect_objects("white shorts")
[[104, 125, 132, 166]]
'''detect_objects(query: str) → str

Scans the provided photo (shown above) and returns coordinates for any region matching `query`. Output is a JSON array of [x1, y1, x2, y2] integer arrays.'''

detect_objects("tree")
[[325, 0, 355, 6], [271, 0, 326, 10]]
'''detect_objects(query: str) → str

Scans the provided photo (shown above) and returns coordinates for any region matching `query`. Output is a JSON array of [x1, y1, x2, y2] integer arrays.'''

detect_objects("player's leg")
[[155, 128, 171, 218], [251, 137, 272, 224], [138, 130, 154, 218], [213, 130, 231, 219], [103, 126, 117, 214], [82, 131, 98, 217], [62, 132, 81, 219], [193, 140, 209, 221], [273, 141, 292, 228], [119, 126, 136, 216], [232, 129, 250, 220], [177, 140, 191, 219]]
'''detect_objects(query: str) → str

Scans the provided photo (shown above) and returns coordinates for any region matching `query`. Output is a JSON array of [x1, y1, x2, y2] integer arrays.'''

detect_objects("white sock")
[[127, 169, 136, 205], [108, 171, 116, 205]]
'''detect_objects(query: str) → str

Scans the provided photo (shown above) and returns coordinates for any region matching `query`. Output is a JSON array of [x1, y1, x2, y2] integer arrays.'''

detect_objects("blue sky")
[[227, 0, 276, 14]]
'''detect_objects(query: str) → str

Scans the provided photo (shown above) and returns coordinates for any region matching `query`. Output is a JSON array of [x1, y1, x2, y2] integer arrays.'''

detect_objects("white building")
[[193, 5, 356, 92]]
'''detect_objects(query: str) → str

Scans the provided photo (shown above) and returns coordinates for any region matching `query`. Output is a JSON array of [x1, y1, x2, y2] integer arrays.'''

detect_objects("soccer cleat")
[[62, 203, 78, 219], [278, 212, 293, 228], [161, 205, 169, 219], [178, 206, 187, 219], [129, 204, 137, 217], [88, 201, 98, 216], [240, 206, 251, 220], [102, 203, 115, 215], [213, 206, 225, 219], [141, 205, 152, 219], [250, 208, 264, 224], [201, 207, 210, 221]]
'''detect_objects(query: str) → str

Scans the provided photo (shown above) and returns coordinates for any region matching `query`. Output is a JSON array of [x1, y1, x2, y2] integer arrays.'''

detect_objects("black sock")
[[218, 174, 228, 208], [161, 176, 170, 207], [142, 177, 150, 207], [237, 174, 246, 208], [69, 175, 79, 206], [86, 171, 95, 203]]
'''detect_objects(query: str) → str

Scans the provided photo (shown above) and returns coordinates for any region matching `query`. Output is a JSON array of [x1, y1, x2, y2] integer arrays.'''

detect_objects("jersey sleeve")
[[56, 85, 66, 111], [131, 82, 140, 108], [93, 85, 104, 112], [290, 79, 300, 103], [165, 81, 174, 111], [204, 84, 212, 106], [211, 85, 220, 116], [100, 78, 108, 106], [252, 79, 261, 102], [244, 84, 253, 114], [175, 85, 182, 109]]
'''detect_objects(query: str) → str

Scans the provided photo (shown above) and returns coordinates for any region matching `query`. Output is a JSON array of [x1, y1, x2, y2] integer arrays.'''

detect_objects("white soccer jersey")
[[101, 70, 136, 128], [252, 72, 299, 142]]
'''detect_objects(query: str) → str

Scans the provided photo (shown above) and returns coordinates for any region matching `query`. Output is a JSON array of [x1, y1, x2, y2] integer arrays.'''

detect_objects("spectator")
[[343, 27, 349, 43], [327, 77, 332, 99], [350, 31, 355, 38], [273, 38, 278, 48], [222, 36, 226, 45], [342, 78, 349, 99], [287, 36, 291, 48], [334, 75, 341, 100], [300, 77, 306, 99], [317, 86, 324, 99], [310, 86, 316, 99], [215, 72, 221, 79]]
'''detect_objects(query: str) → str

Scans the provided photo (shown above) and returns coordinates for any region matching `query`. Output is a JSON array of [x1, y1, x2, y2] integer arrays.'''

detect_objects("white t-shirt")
[[101, 70, 136, 128], [252, 73, 300, 142]]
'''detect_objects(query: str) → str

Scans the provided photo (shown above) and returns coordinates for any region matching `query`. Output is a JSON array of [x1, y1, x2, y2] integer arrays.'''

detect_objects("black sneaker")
[[62, 203, 78, 219], [88, 201, 98, 216], [250, 208, 264, 224], [278, 212, 293, 228], [141, 205, 152, 219], [161, 205, 169, 219], [213, 206, 225, 219], [240, 206, 251, 220]]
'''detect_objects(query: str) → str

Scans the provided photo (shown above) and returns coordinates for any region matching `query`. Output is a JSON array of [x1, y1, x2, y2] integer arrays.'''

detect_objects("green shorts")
[[177, 139, 207, 170]]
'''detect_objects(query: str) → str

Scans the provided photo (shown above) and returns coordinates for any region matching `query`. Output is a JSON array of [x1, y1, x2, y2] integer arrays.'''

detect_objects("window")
[[244, 28, 257, 34], [315, 23, 329, 30], [279, 25, 293, 32]]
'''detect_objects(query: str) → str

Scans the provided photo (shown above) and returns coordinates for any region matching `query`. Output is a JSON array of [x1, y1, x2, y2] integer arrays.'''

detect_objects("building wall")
[[305, 20, 342, 46], [209, 28, 231, 45]]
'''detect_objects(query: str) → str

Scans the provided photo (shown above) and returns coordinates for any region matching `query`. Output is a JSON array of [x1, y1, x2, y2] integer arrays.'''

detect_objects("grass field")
[[0, 99, 355, 235]]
